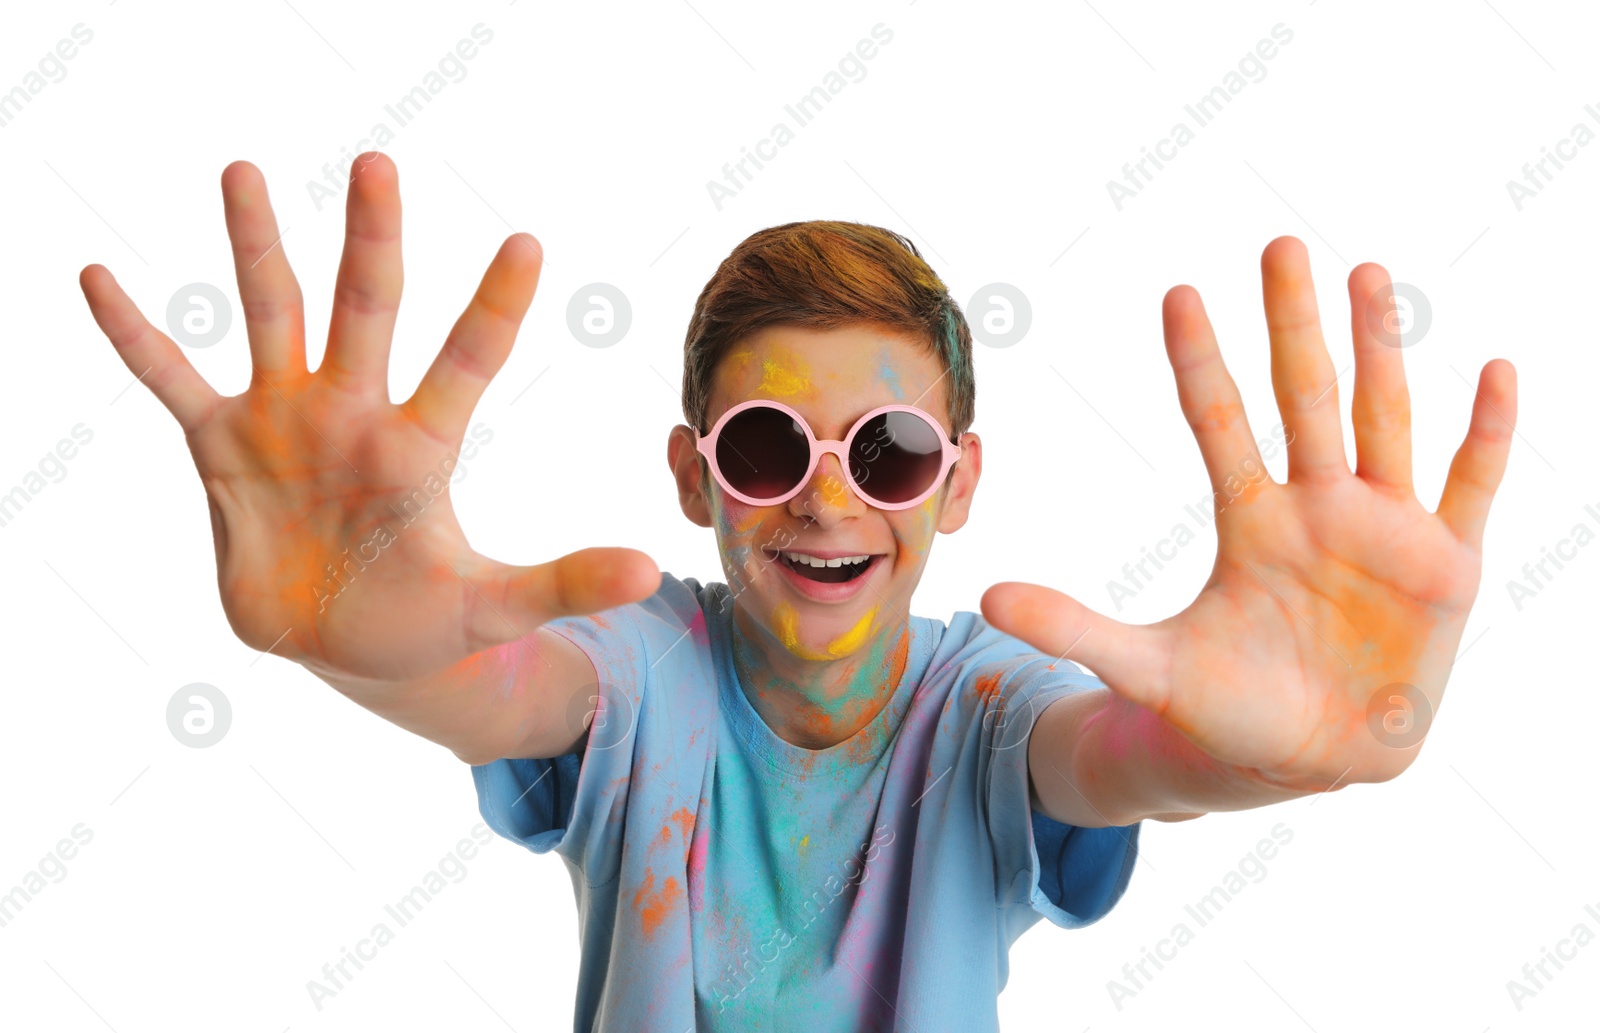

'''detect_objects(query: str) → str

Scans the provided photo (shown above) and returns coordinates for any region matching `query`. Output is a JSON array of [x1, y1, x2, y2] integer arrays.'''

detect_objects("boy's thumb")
[[471, 547, 661, 645], [980, 581, 1171, 716]]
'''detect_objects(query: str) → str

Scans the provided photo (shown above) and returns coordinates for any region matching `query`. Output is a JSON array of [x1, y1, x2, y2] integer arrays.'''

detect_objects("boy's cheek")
[[889, 497, 939, 560], [711, 495, 767, 539], [710, 500, 783, 603]]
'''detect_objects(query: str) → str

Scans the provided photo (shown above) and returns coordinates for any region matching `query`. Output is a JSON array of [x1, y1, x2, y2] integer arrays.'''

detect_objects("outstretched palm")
[[983, 237, 1516, 792], [80, 156, 657, 683]]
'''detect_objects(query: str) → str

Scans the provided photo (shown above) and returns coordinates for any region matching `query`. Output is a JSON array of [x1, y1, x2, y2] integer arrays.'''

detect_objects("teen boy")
[[79, 154, 1516, 1030]]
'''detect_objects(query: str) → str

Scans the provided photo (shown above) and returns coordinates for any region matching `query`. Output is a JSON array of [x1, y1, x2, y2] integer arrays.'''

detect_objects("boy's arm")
[[79, 154, 658, 766], [311, 626, 601, 766], [1026, 688, 1301, 827], [984, 237, 1517, 827]]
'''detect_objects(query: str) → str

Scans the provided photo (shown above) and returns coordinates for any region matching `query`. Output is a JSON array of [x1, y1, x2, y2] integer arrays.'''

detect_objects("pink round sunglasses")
[[694, 399, 963, 511]]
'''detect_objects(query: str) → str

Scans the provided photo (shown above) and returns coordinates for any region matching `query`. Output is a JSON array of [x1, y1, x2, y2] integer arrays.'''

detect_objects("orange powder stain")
[[243, 393, 303, 465], [589, 614, 610, 629], [972, 669, 1004, 705], [883, 628, 911, 690], [732, 507, 764, 534], [795, 699, 836, 743], [1193, 400, 1247, 434], [843, 706, 888, 766], [632, 868, 683, 940], [842, 630, 912, 766], [443, 641, 527, 700], [1300, 558, 1439, 764], [844, 725, 880, 767], [669, 807, 695, 842], [273, 539, 340, 616], [1323, 560, 1434, 675]]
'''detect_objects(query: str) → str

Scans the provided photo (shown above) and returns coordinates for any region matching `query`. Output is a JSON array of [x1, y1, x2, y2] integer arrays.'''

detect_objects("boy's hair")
[[681, 220, 975, 437]]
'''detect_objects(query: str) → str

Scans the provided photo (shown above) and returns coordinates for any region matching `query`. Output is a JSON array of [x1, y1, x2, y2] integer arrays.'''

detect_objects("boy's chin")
[[761, 593, 886, 662]]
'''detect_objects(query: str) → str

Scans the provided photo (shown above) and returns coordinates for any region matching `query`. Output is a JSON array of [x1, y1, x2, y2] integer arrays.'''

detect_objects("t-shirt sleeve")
[[470, 574, 711, 888], [980, 652, 1141, 931]]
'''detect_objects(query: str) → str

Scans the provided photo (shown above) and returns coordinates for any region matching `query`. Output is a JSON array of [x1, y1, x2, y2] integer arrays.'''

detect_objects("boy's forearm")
[[1029, 689, 1314, 827], [303, 627, 593, 765]]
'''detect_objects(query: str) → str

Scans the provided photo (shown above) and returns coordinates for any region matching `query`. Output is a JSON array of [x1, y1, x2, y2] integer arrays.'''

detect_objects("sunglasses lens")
[[849, 410, 945, 505], [716, 406, 811, 501]]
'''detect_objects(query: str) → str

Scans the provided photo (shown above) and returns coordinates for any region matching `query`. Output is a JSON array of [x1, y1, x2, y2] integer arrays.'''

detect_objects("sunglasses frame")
[[694, 399, 963, 511]]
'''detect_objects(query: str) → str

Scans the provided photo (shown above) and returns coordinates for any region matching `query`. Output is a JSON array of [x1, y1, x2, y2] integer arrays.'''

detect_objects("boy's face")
[[667, 324, 982, 661]]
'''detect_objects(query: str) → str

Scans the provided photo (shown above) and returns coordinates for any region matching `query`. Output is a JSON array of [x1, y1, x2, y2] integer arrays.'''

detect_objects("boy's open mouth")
[[768, 549, 878, 584]]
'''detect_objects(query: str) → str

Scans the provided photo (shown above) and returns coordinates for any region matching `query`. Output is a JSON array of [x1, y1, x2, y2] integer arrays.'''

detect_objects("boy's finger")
[[404, 233, 542, 441], [221, 161, 306, 377], [1437, 360, 1517, 548], [979, 581, 1171, 716], [81, 264, 220, 432], [1262, 236, 1349, 482], [322, 153, 403, 392], [465, 547, 661, 649], [1162, 285, 1268, 502], [1348, 263, 1413, 492]]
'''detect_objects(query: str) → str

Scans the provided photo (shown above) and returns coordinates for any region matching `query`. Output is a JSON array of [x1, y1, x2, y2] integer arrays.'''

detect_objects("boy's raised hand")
[[983, 237, 1517, 793], [81, 156, 659, 683]]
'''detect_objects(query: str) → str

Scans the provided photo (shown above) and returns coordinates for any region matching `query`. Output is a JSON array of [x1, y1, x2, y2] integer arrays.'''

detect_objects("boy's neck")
[[729, 604, 913, 750]]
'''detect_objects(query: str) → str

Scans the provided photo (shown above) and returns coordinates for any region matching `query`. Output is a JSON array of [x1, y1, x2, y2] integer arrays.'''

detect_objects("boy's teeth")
[[783, 551, 870, 568]]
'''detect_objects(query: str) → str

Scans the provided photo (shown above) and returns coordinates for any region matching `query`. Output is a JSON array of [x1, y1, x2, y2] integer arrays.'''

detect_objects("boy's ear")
[[667, 425, 714, 528], [936, 432, 982, 534]]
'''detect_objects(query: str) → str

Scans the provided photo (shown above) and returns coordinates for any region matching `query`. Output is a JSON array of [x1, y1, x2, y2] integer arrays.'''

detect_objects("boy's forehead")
[[706, 324, 951, 435]]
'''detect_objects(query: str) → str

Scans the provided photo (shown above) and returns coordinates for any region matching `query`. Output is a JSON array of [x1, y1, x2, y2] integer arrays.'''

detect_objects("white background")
[[1, 0, 1595, 1030]]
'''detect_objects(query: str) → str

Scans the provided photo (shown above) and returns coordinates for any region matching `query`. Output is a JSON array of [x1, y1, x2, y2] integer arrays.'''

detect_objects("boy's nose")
[[787, 450, 863, 527]]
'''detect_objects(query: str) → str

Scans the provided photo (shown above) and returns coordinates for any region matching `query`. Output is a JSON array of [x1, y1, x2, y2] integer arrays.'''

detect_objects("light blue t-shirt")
[[472, 574, 1140, 1031]]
